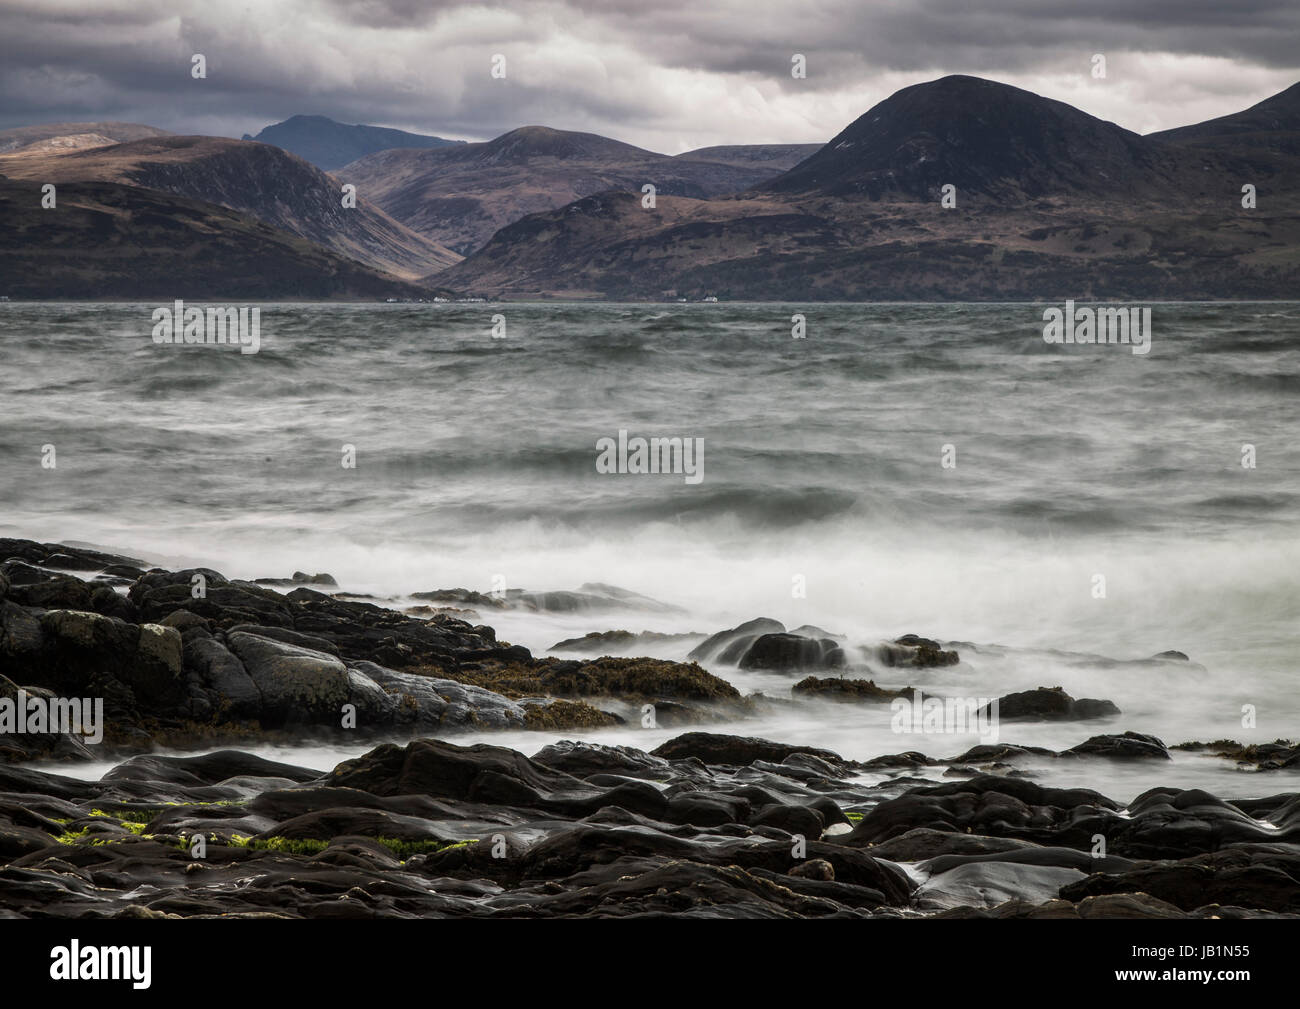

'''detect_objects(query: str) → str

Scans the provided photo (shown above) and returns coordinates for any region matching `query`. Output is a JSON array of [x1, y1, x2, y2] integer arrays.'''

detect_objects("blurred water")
[[4, 301, 1299, 800]]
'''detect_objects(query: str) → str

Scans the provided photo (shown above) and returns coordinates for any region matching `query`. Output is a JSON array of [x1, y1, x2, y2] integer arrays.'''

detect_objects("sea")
[[3, 300, 1299, 802]]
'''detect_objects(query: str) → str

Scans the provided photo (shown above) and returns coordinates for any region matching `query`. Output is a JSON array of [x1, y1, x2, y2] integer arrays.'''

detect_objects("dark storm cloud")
[[0, 0, 1296, 152]]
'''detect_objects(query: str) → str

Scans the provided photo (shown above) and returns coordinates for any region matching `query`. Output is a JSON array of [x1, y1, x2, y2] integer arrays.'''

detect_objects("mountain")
[[0, 176, 433, 300], [0, 135, 460, 279], [341, 125, 786, 254], [0, 121, 171, 153], [243, 114, 465, 170], [428, 190, 839, 297], [763, 75, 1176, 201], [433, 76, 1300, 300], [675, 144, 823, 172]]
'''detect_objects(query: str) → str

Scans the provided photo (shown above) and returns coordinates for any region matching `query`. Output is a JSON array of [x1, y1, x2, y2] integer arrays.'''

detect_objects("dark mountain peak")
[[245, 114, 463, 170], [764, 73, 1153, 201], [478, 126, 656, 162]]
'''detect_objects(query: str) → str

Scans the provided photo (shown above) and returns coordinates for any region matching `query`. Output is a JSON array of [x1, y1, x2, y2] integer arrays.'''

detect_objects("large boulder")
[[183, 636, 261, 718], [328, 738, 584, 800], [130, 569, 296, 628], [355, 661, 527, 730], [288, 589, 509, 669], [1, 563, 93, 610], [0, 538, 146, 571], [0, 600, 46, 668], [688, 617, 786, 664], [843, 775, 1120, 847], [1066, 731, 1170, 760], [651, 732, 845, 767], [225, 631, 350, 726], [134, 624, 184, 695], [529, 740, 669, 778], [739, 632, 845, 671], [876, 634, 959, 667], [548, 629, 703, 655], [792, 676, 906, 702], [344, 668, 400, 727], [15, 610, 185, 704], [539, 656, 740, 702], [979, 686, 1121, 721]]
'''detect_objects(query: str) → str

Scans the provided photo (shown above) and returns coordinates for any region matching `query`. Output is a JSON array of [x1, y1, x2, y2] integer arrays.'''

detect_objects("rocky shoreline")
[[1, 537, 1298, 918], [3, 735, 1298, 918]]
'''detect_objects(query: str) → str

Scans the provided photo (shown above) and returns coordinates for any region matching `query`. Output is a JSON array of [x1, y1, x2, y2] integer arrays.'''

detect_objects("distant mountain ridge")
[[0, 135, 461, 279], [342, 125, 798, 254], [243, 114, 464, 170], [435, 75, 1300, 300], [4, 75, 1298, 299]]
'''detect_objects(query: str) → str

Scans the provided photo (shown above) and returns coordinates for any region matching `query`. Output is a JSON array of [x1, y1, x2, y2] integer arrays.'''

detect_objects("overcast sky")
[[1, 0, 1297, 153]]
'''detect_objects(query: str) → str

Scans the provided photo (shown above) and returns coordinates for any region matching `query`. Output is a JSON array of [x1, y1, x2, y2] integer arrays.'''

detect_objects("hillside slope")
[[0, 176, 434, 299], [342, 125, 782, 254], [0, 136, 460, 278]]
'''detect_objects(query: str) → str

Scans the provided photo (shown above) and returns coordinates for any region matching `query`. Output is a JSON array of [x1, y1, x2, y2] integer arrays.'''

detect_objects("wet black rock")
[[650, 732, 846, 767], [877, 635, 960, 667], [537, 656, 741, 703], [739, 632, 845, 671], [102, 749, 321, 787], [1059, 845, 1300, 912], [0, 539, 146, 572], [844, 775, 1121, 848], [3, 540, 740, 753], [793, 676, 907, 702], [864, 827, 1040, 862], [1, 563, 94, 610], [1065, 731, 1170, 760], [1, 606, 185, 706], [980, 686, 1121, 721], [253, 571, 340, 588], [1172, 738, 1300, 771], [548, 629, 704, 654], [0, 731, 1296, 918], [688, 617, 785, 664]]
